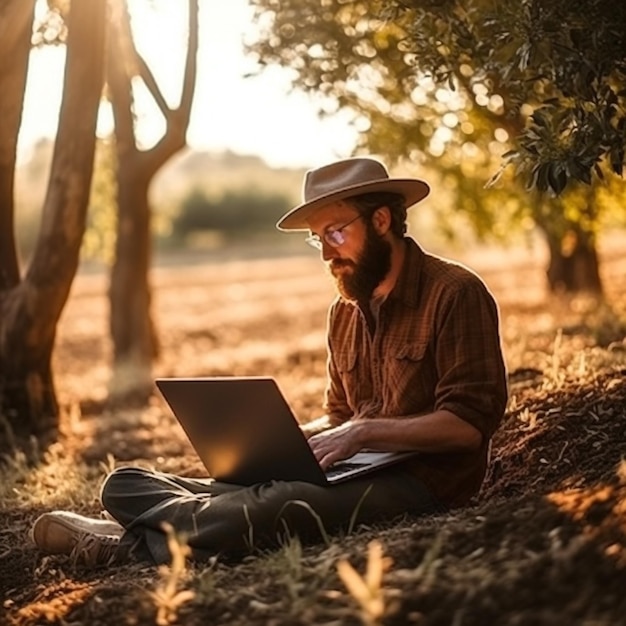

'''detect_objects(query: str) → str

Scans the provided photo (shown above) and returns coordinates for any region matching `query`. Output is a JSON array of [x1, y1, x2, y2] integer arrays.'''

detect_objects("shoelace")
[[70, 533, 121, 567]]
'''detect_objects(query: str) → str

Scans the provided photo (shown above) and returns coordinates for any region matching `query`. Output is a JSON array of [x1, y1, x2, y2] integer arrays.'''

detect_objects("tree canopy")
[[247, 0, 626, 195]]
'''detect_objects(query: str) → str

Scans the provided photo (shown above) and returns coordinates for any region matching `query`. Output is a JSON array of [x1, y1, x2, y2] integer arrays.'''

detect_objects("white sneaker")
[[31, 511, 124, 566]]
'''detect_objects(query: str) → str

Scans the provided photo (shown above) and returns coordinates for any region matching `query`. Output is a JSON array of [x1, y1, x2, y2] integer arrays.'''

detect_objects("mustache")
[[328, 259, 355, 271]]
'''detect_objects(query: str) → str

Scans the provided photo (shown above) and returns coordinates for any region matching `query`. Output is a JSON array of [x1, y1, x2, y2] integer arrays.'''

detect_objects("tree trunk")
[[108, 164, 158, 404], [543, 226, 603, 295], [0, 0, 35, 290], [0, 0, 105, 454], [531, 190, 604, 297], [0, 288, 58, 450], [106, 0, 198, 404]]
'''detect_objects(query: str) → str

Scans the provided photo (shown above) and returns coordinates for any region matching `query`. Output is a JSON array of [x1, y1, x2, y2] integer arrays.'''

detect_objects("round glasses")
[[305, 214, 362, 250]]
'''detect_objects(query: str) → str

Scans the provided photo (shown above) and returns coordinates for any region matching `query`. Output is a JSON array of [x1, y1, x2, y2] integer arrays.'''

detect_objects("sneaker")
[[31, 511, 124, 566], [71, 532, 121, 567]]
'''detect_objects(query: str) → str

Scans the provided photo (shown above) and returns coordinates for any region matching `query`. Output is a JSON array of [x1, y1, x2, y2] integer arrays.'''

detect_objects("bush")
[[172, 187, 292, 241]]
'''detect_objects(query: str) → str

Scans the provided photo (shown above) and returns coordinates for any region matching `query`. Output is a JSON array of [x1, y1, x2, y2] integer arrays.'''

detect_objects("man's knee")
[[100, 466, 153, 510]]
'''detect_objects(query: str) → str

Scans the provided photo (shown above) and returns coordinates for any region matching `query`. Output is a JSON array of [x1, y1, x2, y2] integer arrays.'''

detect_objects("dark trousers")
[[100, 465, 441, 564]]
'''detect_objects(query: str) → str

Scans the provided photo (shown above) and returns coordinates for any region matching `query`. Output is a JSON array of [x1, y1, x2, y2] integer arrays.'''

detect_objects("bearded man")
[[31, 157, 508, 565]]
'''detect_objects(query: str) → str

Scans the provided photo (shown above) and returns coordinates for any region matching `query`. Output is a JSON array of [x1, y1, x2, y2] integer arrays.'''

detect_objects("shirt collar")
[[387, 237, 424, 308]]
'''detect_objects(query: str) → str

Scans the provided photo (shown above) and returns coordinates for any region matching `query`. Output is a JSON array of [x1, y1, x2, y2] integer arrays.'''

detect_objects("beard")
[[329, 221, 392, 303]]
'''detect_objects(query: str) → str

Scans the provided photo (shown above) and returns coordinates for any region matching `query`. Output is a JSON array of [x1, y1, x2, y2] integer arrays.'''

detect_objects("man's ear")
[[372, 206, 391, 235]]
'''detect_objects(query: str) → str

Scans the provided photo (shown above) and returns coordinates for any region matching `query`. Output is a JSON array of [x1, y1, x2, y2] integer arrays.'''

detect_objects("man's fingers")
[[311, 440, 342, 467], [308, 421, 359, 468], [311, 442, 333, 463], [318, 451, 341, 470]]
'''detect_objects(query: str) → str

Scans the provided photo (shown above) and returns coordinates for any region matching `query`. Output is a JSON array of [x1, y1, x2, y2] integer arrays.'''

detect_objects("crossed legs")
[[100, 465, 441, 563]]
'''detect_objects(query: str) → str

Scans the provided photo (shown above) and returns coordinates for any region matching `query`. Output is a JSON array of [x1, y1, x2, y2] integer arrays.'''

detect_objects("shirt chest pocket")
[[334, 350, 362, 409], [384, 341, 435, 412]]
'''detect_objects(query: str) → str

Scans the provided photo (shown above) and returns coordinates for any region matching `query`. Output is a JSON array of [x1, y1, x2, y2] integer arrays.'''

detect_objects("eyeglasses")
[[305, 214, 362, 250]]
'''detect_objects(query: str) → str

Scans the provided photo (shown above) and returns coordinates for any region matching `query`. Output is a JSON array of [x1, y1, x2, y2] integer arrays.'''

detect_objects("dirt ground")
[[1, 237, 626, 625]]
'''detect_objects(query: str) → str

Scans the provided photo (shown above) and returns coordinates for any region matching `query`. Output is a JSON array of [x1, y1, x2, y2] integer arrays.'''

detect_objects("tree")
[[106, 0, 199, 404], [0, 0, 34, 291], [246, 0, 626, 294], [0, 0, 106, 452]]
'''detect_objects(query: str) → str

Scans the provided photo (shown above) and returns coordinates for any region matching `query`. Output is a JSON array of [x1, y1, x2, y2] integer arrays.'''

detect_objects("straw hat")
[[277, 157, 430, 231]]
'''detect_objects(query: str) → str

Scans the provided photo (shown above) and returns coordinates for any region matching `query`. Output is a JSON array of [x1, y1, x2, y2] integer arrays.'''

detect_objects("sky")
[[18, 0, 359, 169]]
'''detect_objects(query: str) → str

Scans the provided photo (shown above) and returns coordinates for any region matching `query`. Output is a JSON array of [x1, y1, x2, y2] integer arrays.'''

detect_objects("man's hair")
[[349, 192, 408, 237]]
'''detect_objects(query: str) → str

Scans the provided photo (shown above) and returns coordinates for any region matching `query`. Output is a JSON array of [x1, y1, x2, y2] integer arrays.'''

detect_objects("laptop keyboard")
[[325, 462, 366, 478]]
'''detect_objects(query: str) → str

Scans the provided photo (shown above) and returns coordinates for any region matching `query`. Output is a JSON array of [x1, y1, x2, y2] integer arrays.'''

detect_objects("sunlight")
[[19, 0, 358, 168], [549, 485, 609, 517], [14, 583, 94, 624], [125, 0, 189, 148]]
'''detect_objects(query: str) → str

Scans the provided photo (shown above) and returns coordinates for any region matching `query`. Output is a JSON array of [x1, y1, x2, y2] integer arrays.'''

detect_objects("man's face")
[[307, 201, 392, 302]]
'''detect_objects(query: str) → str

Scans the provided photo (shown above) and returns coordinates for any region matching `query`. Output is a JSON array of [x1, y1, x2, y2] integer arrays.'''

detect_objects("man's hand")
[[307, 421, 364, 470], [300, 415, 332, 440], [307, 410, 483, 470]]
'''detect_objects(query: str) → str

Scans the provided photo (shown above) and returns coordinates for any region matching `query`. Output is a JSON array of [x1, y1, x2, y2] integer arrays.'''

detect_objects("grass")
[[0, 442, 104, 512], [2, 243, 626, 625], [150, 524, 195, 626], [336, 539, 390, 625]]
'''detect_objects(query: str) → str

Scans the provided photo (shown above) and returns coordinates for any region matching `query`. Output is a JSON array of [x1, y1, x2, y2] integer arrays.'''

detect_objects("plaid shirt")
[[324, 238, 508, 507]]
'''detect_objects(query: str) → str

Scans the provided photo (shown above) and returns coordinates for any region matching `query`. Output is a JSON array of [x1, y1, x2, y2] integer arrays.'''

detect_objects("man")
[[31, 157, 508, 566]]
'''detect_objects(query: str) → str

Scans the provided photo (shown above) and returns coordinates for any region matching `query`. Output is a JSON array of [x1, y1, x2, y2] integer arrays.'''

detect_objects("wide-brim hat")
[[277, 157, 430, 231]]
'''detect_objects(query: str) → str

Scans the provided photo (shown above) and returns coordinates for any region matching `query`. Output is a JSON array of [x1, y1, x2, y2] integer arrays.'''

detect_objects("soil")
[[1, 240, 626, 625]]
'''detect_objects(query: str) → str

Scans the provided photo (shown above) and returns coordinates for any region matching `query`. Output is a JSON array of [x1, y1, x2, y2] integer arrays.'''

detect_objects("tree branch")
[[178, 0, 199, 120], [143, 0, 199, 174], [107, 0, 137, 151], [135, 52, 171, 118]]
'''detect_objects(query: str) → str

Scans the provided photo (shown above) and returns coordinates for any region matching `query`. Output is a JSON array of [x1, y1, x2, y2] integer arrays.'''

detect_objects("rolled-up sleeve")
[[433, 279, 508, 439]]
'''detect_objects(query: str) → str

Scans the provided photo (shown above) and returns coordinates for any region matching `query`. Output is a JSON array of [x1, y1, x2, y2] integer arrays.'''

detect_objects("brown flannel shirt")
[[323, 238, 508, 508]]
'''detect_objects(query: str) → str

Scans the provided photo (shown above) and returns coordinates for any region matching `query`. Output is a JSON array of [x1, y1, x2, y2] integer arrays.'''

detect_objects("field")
[[1, 237, 626, 625]]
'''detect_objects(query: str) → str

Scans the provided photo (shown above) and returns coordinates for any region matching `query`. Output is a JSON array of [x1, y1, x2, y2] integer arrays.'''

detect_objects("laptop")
[[155, 376, 417, 486]]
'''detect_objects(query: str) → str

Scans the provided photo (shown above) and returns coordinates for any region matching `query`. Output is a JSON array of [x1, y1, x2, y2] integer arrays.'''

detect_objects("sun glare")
[[18, 0, 357, 169]]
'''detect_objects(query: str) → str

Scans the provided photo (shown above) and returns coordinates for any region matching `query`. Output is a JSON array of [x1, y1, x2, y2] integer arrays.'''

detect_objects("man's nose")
[[321, 241, 338, 262]]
